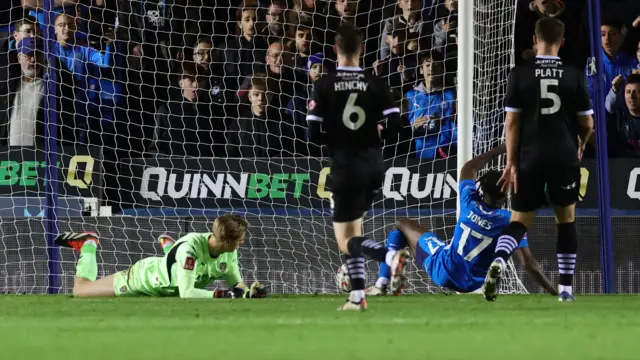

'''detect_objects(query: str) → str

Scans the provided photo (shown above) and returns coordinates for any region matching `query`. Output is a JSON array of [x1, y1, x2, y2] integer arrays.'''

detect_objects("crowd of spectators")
[[0, 0, 639, 160]]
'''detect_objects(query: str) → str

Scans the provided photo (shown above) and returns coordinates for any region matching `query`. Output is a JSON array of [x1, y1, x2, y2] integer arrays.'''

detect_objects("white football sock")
[[349, 290, 365, 303], [385, 250, 397, 267], [559, 285, 572, 295], [375, 277, 389, 288]]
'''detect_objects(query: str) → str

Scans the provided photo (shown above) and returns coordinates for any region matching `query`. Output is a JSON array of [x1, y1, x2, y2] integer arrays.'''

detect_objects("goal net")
[[0, 0, 526, 295]]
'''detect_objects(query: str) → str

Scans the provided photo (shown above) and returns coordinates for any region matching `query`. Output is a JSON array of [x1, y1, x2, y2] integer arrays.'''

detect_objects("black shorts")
[[511, 164, 580, 212], [329, 149, 384, 222]]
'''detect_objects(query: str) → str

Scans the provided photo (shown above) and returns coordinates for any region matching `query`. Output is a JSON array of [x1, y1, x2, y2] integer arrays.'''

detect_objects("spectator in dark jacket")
[[0, 37, 49, 147], [116, 0, 195, 65], [286, 52, 327, 124], [285, 52, 327, 156], [432, 0, 457, 55], [223, 6, 268, 89], [379, 0, 427, 60], [515, 0, 587, 67], [191, 37, 234, 109], [292, 22, 314, 74], [288, 0, 325, 30], [258, 0, 287, 45], [150, 65, 225, 157], [374, 28, 419, 95], [236, 40, 295, 108], [605, 73, 640, 157], [226, 76, 295, 157], [322, 0, 360, 58]]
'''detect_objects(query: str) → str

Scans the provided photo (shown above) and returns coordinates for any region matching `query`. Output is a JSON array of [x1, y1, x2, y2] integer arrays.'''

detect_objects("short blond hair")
[[213, 215, 248, 244]]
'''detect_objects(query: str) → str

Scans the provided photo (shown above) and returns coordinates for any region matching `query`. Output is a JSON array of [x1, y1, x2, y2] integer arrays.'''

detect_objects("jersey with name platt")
[[504, 55, 593, 168]]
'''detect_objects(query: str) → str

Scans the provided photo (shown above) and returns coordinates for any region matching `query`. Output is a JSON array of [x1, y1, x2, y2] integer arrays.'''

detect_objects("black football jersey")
[[504, 55, 593, 167], [306, 66, 399, 154]]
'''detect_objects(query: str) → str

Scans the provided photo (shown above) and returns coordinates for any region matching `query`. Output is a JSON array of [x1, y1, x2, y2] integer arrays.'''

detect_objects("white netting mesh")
[[0, 0, 525, 294], [473, 0, 517, 155]]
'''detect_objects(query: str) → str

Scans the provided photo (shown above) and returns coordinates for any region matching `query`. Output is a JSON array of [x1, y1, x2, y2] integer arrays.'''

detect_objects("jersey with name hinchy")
[[306, 67, 398, 154]]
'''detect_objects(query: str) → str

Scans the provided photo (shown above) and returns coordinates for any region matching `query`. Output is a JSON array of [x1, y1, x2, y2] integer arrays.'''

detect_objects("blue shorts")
[[415, 232, 459, 290], [416, 232, 529, 292]]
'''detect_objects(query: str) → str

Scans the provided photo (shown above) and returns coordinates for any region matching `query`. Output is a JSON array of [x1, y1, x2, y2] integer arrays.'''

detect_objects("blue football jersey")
[[449, 179, 528, 284]]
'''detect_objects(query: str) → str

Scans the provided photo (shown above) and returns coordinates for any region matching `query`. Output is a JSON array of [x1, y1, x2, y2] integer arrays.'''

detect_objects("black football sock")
[[343, 254, 365, 293], [494, 221, 528, 262], [557, 222, 577, 291], [347, 236, 387, 263]]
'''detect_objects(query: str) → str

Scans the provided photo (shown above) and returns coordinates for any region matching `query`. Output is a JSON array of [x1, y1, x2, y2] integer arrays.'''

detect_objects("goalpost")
[[458, 0, 527, 293], [0, 0, 526, 294]]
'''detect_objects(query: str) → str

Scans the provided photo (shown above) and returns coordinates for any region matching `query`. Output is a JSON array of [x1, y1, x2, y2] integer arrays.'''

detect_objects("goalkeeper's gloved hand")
[[213, 289, 239, 298], [214, 282, 267, 299], [246, 281, 267, 299]]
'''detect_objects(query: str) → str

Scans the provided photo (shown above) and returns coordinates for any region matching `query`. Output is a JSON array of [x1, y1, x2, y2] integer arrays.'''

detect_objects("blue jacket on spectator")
[[405, 82, 457, 159], [587, 47, 638, 99], [55, 42, 113, 103]]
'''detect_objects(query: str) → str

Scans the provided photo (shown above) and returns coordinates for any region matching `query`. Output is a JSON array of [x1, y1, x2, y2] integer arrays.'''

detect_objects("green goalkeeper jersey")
[[118, 233, 242, 298]]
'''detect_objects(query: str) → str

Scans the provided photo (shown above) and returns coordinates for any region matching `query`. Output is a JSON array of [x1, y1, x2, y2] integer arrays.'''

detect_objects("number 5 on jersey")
[[540, 79, 561, 115]]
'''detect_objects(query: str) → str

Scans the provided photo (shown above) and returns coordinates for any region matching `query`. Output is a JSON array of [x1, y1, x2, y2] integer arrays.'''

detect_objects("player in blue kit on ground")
[[366, 145, 557, 295]]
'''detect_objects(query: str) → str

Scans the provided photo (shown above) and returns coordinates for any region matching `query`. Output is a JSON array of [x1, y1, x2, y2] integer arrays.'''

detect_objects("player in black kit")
[[483, 17, 594, 302], [306, 23, 409, 311]]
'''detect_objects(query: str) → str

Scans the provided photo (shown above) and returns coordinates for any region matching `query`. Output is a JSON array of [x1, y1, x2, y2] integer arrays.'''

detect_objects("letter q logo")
[[628, 168, 640, 200], [67, 156, 94, 189]]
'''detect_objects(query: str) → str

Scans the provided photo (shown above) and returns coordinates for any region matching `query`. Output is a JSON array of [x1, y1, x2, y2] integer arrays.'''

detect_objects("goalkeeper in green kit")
[[55, 215, 267, 299]]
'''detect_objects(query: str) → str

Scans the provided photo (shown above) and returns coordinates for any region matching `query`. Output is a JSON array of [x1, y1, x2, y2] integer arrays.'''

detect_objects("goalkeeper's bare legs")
[[72, 234, 176, 297], [55, 232, 116, 297], [73, 275, 117, 297]]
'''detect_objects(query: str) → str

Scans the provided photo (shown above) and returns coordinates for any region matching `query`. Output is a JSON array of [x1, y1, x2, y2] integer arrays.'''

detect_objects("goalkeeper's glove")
[[212, 282, 267, 299], [246, 281, 267, 298]]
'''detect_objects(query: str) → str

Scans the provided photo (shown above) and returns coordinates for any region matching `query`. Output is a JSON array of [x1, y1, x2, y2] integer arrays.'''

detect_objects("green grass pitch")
[[1, 295, 637, 360]]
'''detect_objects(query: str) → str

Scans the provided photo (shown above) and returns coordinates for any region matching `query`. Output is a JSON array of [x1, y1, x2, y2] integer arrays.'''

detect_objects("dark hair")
[[296, 22, 312, 33], [601, 18, 623, 32], [478, 170, 505, 206], [236, 5, 258, 22], [193, 36, 213, 49], [267, 0, 287, 9], [391, 27, 407, 40], [392, 28, 418, 45], [179, 63, 198, 80], [14, 15, 38, 30], [250, 74, 269, 92], [335, 22, 362, 57], [626, 74, 640, 86], [535, 17, 565, 45], [418, 50, 444, 65]]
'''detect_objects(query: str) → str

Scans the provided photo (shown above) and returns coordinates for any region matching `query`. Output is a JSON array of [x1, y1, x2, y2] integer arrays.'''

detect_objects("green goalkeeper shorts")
[[112, 257, 168, 297]]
